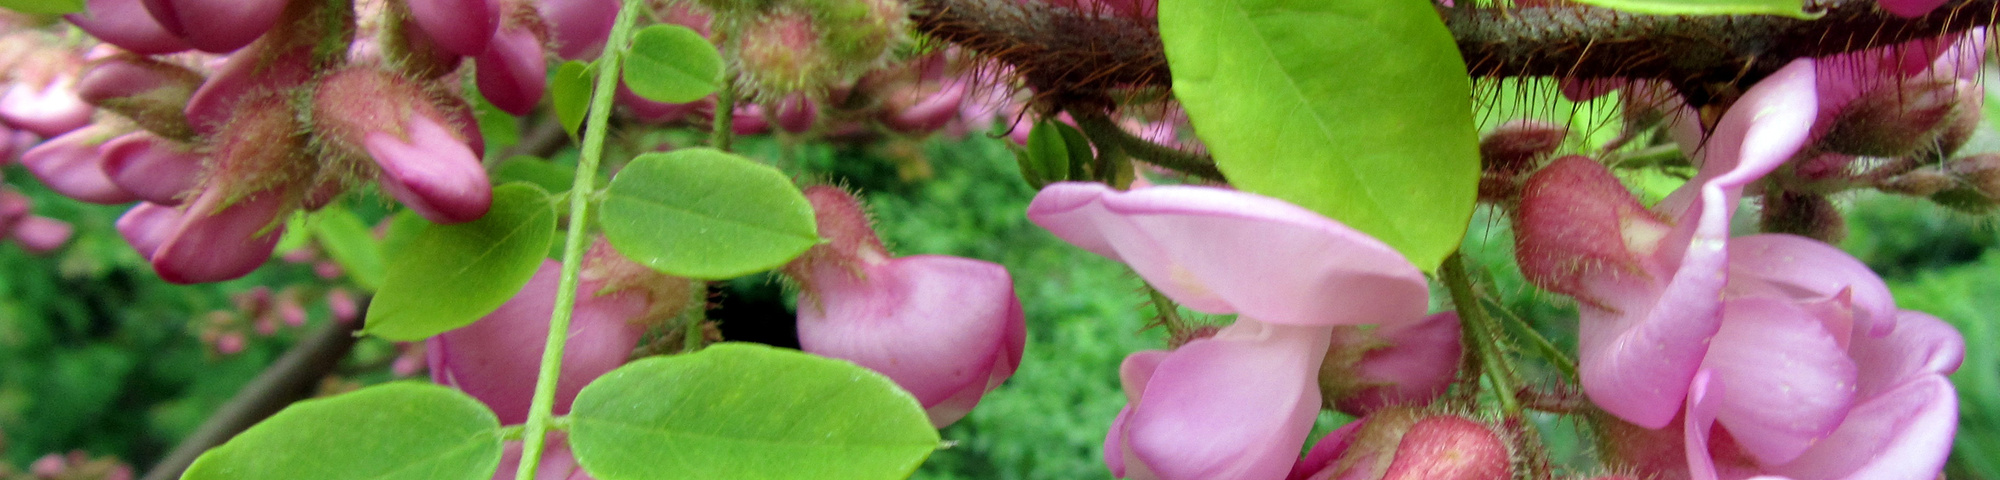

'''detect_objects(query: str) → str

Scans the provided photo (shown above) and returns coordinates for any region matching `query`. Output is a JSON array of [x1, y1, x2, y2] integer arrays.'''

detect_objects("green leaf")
[[364, 184, 556, 340], [1159, 0, 1481, 271], [622, 24, 723, 103], [312, 208, 387, 290], [470, 86, 520, 156], [494, 156, 579, 194], [599, 148, 818, 279], [181, 383, 503, 480], [1025, 120, 1075, 185], [379, 210, 429, 262], [553, 61, 593, 139], [569, 343, 940, 480], [0, 0, 82, 14], [1561, 0, 1813, 18]]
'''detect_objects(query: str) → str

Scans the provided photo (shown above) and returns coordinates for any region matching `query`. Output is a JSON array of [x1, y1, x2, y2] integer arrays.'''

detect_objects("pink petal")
[[363, 117, 493, 224], [1027, 182, 1428, 328], [1105, 407, 1134, 477], [1121, 319, 1329, 480], [1766, 376, 1956, 480], [430, 261, 648, 424], [66, 0, 193, 54], [1685, 371, 1728, 480], [116, 201, 181, 259], [475, 27, 548, 116], [796, 255, 1024, 427], [1848, 310, 1964, 400], [1337, 311, 1462, 415], [100, 132, 201, 206], [1289, 421, 1363, 480], [539, 0, 620, 60], [0, 80, 93, 138], [184, 47, 313, 135], [10, 216, 71, 254], [1702, 298, 1858, 466], [149, 187, 287, 284], [141, 0, 285, 53], [407, 0, 498, 56], [1726, 234, 1896, 337], [19, 128, 139, 204]]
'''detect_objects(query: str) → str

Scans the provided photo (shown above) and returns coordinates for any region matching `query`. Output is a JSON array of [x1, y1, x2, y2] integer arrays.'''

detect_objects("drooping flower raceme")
[[1027, 182, 1431, 480]]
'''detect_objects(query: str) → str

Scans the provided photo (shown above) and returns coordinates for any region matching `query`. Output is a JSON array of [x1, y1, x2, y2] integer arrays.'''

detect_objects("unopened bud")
[[1759, 190, 1845, 242], [786, 185, 887, 282], [1878, 167, 1954, 196], [474, 26, 548, 115], [1512, 156, 1665, 305], [767, 94, 818, 133], [1297, 408, 1514, 480], [1319, 312, 1462, 416], [539, 0, 619, 59], [1945, 153, 2000, 199], [1915, 81, 1983, 160], [1821, 78, 1958, 159], [1479, 119, 1567, 177], [141, 0, 288, 53], [20, 125, 141, 204], [101, 132, 202, 205], [66, 0, 194, 54], [736, 10, 833, 97], [403, 0, 499, 57], [76, 54, 203, 140]]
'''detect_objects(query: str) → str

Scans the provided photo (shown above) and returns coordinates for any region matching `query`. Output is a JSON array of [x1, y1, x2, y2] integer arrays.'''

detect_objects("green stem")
[[1071, 112, 1225, 182], [713, 71, 737, 152], [1440, 251, 1523, 418], [514, 1, 642, 478], [1143, 285, 1188, 336], [681, 282, 709, 353], [1479, 295, 1578, 383]]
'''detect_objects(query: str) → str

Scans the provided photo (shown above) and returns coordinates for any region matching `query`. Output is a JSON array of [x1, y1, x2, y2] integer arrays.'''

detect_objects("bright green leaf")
[[0, 0, 82, 14], [1025, 120, 1075, 184], [569, 343, 940, 480], [599, 148, 818, 279], [622, 24, 723, 103], [495, 156, 579, 194], [312, 208, 387, 291], [1160, 0, 1481, 271], [379, 210, 428, 262], [364, 184, 556, 340], [181, 383, 502, 480], [553, 61, 593, 138], [1561, 0, 1812, 17]]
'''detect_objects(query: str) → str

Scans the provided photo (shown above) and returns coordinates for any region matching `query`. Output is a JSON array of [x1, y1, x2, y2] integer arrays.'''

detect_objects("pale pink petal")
[[1289, 421, 1363, 480], [1120, 350, 1168, 403], [11, 216, 72, 254], [100, 132, 201, 206], [0, 80, 93, 138], [1335, 311, 1462, 415], [1767, 377, 1956, 480], [1702, 298, 1858, 466], [1848, 310, 1964, 399], [1027, 182, 1428, 328], [430, 261, 648, 424], [19, 128, 139, 204], [1685, 371, 1726, 480], [66, 0, 193, 54], [1727, 234, 1896, 337], [1121, 319, 1329, 480]]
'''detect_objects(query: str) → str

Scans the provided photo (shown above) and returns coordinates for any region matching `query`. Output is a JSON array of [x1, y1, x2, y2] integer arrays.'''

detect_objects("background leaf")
[[180, 383, 502, 480], [553, 61, 593, 139], [0, 0, 82, 14], [599, 148, 818, 279], [363, 184, 556, 340], [569, 343, 940, 480], [623, 24, 723, 103], [1159, 0, 1481, 271], [310, 208, 386, 291]]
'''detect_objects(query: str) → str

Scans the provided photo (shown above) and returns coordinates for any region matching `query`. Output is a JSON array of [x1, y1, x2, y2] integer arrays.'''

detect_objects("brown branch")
[[915, 0, 2000, 104], [139, 317, 363, 480]]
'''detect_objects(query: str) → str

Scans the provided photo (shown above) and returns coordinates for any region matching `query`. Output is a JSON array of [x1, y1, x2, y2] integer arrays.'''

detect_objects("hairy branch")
[[915, 0, 2000, 102]]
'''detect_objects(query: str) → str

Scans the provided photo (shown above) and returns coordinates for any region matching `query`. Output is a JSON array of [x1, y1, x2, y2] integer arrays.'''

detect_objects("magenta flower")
[[100, 132, 202, 206], [1514, 59, 1819, 429], [406, 0, 500, 57], [1028, 182, 1430, 479], [147, 186, 289, 284], [140, 0, 286, 53], [429, 260, 649, 424], [19, 126, 141, 205], [788, 186, 1026, 427], [314, 67, 492, 223], [0, 77, 93, 138], [538, 0, 620, 60], [67, 0, 193, 54], [1323, 311, 1463, 416], [475, 26, 549, 116]]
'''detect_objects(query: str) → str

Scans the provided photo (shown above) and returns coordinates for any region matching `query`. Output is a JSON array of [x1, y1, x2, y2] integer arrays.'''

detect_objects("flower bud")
[[616, 82, 703, 124], [1512, 155, 1667, 305], [788, 186, 1025, 426], [0, 187, 27, 233], [475, 26, 548, 115], [1479, 119, 1567, 178], [1945, 152, 2000, 199], [1877, 167, 1954, 196], [1295, 409, 1514, 480], [1819, 78, 1959, 159], [814, 0, 908, 68], [148, 185, 290, 284], [767, 94, 818, 133], [880, 78, 968, 134], [66, 0, 194, 54], [1320, 312, 1463, 416], [184, 44, 314, 135], [75, 54, 203, 140], [11, 216, 72, 254], [20, 126, 141, 204], [0, 77, 93, 137], [117, 201, 181, 259], [314, 67, 491, 223], [738, 10, 836, 97], [141, 0, 288, 53], [100, 132, 202, 205], [539, 0, 619, 60], [430, 260, 648, 424], [405, 0, 499, 57]]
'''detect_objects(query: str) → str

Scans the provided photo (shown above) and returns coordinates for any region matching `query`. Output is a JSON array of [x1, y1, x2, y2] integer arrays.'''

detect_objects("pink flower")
[[100, 132, 202, 206], [67, 0, 193, 54], [538, 0, 620, 60], [1322, 312, 1463, 416], [1289, 409, 1512, 480], [788, 186, 1025, 427], [429, 260, 648, 424], [147, 186, 288, 284], [0, 77, 93, 138], [314, 67, 492, 223], [1514, 59, 1819, 429], [1028, 182, 1431, 479], [140, 0, 287, 53], [20, 126, 141, 205], [406, 0, 500, 57], [475, 26, 549, 116]]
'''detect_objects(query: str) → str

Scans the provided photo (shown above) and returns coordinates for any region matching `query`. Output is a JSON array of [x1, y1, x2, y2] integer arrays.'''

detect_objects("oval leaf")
[[312, 208, 387, 291], [599, 148, 818, 279], [553, 61, 593, 139], [364, 184, 556, 340], [569, 343, 940, 480], [623, 24, 723, 103], [181, 383, 503, 480], [1159, 0, 1480, 271], [2, 0, 82, 13], [1564, 0, 1813, 18]]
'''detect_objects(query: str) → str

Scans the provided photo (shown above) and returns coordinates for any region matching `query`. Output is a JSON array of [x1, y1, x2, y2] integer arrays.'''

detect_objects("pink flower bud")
[[1479, 119, 1567, 178], [31, 454, 66, 476], [0, 78, 93, 137], [406, 0, 499, 56], [363, 116, 492, 223], [11, 216, 72, 254], [539, 0, 619, 60], [148, 186, 288, 284], [615, 82, 703, 124], [66, 0, 194, 54], [767, 94, 818, 133], [100, 132, 202, 205], [141, 0, 287, 53], [880, 79, 968, 134], [214, 331, 246, 354], [184, 45, 314, 135], [75, 54, 202, 140], [328, 288, 359, 323], [1512, 155, 1668, 304], [277, 292, 306, 327], [1819, 78, 1960, 159], [20, 126, 141, 204], [1321, 312, 1463, 416], [491, 434, 591, 480], [788, 186, 1024, 426], [0, 188, 26, 233], [731, 104, 770, 136], [475, 27, 548, 115], [1294, 409, 1513, 480], [430, 261, 647, 424], [117, 201, 180, 259]]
